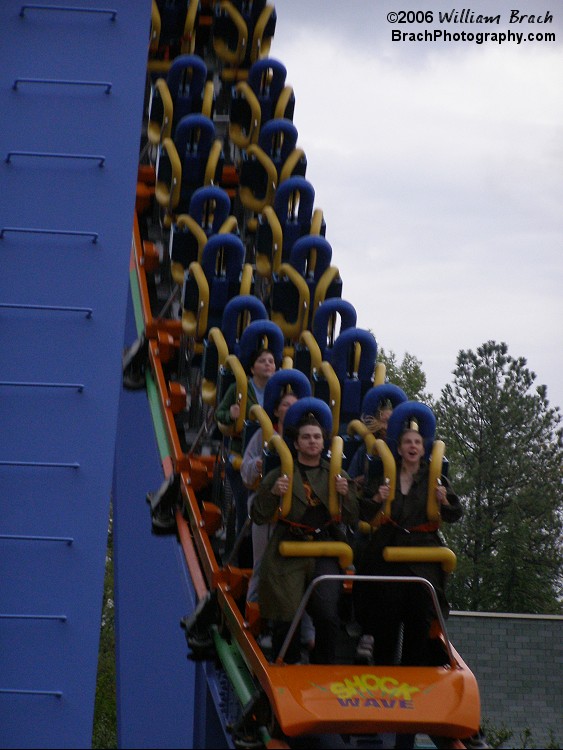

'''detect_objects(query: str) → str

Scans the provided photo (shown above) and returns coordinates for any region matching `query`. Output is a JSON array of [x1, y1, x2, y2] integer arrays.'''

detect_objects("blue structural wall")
[[113, 292, 198, 748], [0, 2, 151, 746]]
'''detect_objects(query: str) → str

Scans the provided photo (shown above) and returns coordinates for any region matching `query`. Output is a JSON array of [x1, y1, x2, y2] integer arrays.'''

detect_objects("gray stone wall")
[[447, 612, 563, 749]]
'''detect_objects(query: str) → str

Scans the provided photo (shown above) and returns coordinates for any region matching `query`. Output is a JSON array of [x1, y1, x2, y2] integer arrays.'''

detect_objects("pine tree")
[[435, 341, 562, 613]]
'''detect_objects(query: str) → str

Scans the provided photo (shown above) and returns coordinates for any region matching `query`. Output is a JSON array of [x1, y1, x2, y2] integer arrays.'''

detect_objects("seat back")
[[350, 383, 408, 479], [246, 57, 290, 123], [188, 185, 232, 236], [262, 369, 312, 418], [361, 383, 409, 417], [238, 118, 306, 214], [289, 235, 332, 282], [150, 0, 189, 65], [221, 295, 269, 353], [155, 116, 224, 224], [201, 296, 268, 407], [312, 298, 357, 362], [330, 328, 378, 426], [174, 114, 222, 212], [273, 176, 316, 262], [168, 186, 233, 282], [255, 176, 322, 275], [258, 118, 300, 173], [201, 233, 246, 329], [181, 233, 246, 338], [200, 232, 245, 279], [166, 54, 208, 132]]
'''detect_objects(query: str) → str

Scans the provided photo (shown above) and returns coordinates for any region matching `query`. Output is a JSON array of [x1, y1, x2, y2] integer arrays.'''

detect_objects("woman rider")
[[354, 425, 463, 668]]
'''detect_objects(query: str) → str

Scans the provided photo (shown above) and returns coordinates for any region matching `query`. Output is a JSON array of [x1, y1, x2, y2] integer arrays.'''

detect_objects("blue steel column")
[[0, 2, 151, 746], [112, 290, 197, 748]]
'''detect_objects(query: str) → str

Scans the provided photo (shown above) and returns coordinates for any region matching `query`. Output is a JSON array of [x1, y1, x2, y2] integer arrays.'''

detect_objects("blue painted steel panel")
[[0, 2, 152, 746], [113, 292, 197, 748]]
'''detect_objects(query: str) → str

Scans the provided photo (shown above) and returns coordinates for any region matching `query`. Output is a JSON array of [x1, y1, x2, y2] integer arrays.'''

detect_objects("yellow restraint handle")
[[181, 262, 208, 339], [229, 81, 261, 149], [255, 205, 282, 278], [318, 361, 341, 438], [155, 137, 181, 212], [358, 428, 397, 533], [267, 433, 294, 519], [279, 541, 354, 570], [373, 361, 386, 386], [328, 435, 343, 520], [274, 85, 294, 120], [239, 144, 277, 214], [427, 440, 445, 523], [213, 1, 248, 67], [170, 213, 208, 285], [147, 78, 173, 146], [279, 148, 306, 183], [204, 139, 224, 186], [298, 330, 322, 375], [216, 355, 247, 437], [248, 404, 275, 445], [271, 263, 310, 340], [311, 266, 340, 318], [383, 546, 457, 573], [201, 327, 228, 406], [347, 419, 370, 440], [373, 437, 396, 516], [250, 3, 276, 62]]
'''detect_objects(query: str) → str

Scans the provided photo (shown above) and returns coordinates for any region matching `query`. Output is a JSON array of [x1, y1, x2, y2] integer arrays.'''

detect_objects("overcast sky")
[[268, 0, 563, 411]]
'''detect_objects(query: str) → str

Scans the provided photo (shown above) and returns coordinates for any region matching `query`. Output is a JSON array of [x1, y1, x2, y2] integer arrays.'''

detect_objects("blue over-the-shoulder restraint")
[[386, 400, 436, 459]]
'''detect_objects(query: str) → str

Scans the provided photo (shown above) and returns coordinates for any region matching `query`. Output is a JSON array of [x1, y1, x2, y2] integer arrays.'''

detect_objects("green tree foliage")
[[93, 511, 117, 749], [435, 341, 563, 613], [377, 348, 432, 403]]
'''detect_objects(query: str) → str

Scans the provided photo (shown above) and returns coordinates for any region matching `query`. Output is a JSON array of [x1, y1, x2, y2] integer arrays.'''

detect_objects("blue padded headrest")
[[262, 369, 312, 418], [330, 328, 378, 382], [174, 114, 216, 156], [247, 57, 287, 100], [274, 176, 315, 224], [221, 296, 268, 352], [238, 320, 284, 370], [188, 186, 231, 233], [386, 400, 436, 459], [201, 234, 245, 280], [282, 396, 333, 441], [167, 55, 207, 98], [289, 235, 333, 280], [361, 383, 408, 416], [312, 298, 357, 360], [258, 118, 298, 161]]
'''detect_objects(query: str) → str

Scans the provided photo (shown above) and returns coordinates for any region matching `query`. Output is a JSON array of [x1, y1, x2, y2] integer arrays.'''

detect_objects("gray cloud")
[[270, 1, 563, 408]]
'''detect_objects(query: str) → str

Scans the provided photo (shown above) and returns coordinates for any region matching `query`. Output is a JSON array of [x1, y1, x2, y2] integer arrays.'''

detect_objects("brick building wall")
[[447, 612, 563, 748]]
